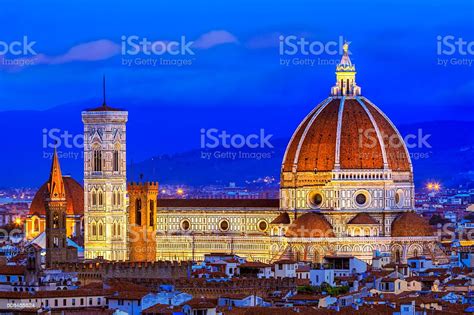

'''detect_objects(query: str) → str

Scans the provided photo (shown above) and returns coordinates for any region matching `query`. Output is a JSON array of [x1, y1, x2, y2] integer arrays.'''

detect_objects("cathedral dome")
[[282, 97, 412, 173], [29, 176, 84, 216], [285, 213, 335, 237], [391, 212, 433, 237]]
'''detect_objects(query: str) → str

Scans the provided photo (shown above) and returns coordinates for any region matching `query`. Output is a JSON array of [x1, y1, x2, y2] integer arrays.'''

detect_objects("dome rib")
[[293, 97, 333, 172], [339, 99, 384, 169], [356, 97, 388, 168], [334, 97, 346, 169], [295, 98, 339, 171], [282, 98, 333, 172], [362, 98, 412, 172], [281, 97, 411, 173]]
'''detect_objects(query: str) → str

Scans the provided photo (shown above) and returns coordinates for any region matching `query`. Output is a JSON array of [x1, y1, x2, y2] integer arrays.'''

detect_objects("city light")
[[177, 188, 184, 195], [426, 182, 441, 192], [14, 218, 21, 225]]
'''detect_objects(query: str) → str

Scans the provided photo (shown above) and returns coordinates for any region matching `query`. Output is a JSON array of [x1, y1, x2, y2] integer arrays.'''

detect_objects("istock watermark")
[[121, 35, 195, 67], [279, 35, 347, 67], [42, 128, 83, 160], [0, 36, 38, 67], [200, 128, 274, 160], [436, 35, 474, 67], [358, 128, 433, 161]]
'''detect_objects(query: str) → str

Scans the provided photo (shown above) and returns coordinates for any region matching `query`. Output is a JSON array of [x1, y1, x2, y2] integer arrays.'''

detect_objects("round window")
[[308, 191, 323, 208], [258, 220, 268, 232], [355, 193, 367, 206], [219, 220, 229, 231], [181, 220, 190, 231]]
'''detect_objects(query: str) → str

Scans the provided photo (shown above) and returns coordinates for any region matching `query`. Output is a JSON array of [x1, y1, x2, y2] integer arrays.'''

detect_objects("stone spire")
[[47, 148, 65, 200], [331, 41, 361, 96]]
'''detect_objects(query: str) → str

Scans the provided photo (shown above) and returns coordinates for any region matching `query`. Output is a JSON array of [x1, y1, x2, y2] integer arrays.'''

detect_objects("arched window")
[[53, 213, 59, 229], [93, 150, 102, 172], [149, 200, 154, 227], [112, 191, 116, 206], [117, 192, 121, 205], [33, 218, 39, 232], [113, 222, 117, 236], [117, 223, 121, 236], [113, 150, 119, 172], [98, 191, 103, 206], [92, 191, 97, 206], [135, 199, 142, 225], [92, 223, 97, 236], [98, 223, 103, 236]]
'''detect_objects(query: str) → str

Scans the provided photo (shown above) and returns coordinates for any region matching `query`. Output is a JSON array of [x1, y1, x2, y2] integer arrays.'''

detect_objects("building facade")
[[153, 44, 440, 264], [82, 102, 129, 261], [81, 45, 441, 265]]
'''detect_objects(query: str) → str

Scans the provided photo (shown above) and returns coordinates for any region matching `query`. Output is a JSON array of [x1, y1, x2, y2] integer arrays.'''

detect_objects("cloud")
[[193, 30, 239, 49], [44, 39, 120, 64]]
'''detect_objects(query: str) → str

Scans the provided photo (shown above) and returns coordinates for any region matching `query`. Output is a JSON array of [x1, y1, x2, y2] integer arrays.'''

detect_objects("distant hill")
[[0, 100, 472, 188]]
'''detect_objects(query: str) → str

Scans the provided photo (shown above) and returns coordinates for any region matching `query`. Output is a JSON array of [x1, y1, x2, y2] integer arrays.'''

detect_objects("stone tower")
[[82, 85, 129, 261], [128, 182, 158, 262], [45, 149, 77, 267]]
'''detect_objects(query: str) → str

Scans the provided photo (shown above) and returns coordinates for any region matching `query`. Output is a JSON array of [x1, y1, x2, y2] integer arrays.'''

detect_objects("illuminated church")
[[30, 44, 440, 265]]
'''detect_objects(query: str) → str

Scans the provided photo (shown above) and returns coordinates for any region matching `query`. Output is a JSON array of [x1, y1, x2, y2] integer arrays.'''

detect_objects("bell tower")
[[45, 149, 77, 267], [82, 78, 129, 261], [128, 182, 158, 262]]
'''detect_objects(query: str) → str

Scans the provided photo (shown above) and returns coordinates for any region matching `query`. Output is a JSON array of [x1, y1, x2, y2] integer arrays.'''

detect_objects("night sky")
[[0, 0, 473, 187]]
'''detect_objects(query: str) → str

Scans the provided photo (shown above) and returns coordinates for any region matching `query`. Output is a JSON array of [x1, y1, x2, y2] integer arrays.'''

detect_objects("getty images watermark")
[[358, 128, 433, 161], [436, 35, 474, 67], [0, 36, 38, 67], [279, 35, 347, 67], [121, 35, 195, 67], [42, 128, 84, 160], [200, 128, 274, 160]]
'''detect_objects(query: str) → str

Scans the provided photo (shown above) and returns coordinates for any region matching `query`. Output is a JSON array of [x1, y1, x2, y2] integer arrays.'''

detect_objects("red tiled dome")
[[282, 97, 411, 173], [29, 176, 84, 216], [285, 213, 335, 238], [391, 212, 433, 237]]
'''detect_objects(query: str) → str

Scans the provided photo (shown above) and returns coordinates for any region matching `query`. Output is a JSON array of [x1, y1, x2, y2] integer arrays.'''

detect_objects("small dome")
[[285, 213, 335, 237], [271, 212, 291, 225], [391, 212, 433, 237], [347, 213, 378, 225], [29, 177, 84, 216]]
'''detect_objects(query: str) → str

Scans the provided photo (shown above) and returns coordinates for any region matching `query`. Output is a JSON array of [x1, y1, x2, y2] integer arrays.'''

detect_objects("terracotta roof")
[[274, 259, 297, 265], [270, 212, 291, 224], [0, 265, 25, 275], [347, 213, 378, 225], [239, 262, 272, 268], [391, 212, 434, 237], [287, 293, 322, 301], [85, 104, 124, 112], [142, 303, 179, 315], [285, 213, 335, 238], [185, 297, 217, 309], [109, 291, 150, 300], [282, 97, 411, 172], [29, 176, 84, 216], [157, 199, 279, 208]]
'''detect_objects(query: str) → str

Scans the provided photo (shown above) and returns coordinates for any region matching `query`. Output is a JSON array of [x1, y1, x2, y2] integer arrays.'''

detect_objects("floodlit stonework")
[[82, 102, 129, 261], [81, 46, 441, 265]]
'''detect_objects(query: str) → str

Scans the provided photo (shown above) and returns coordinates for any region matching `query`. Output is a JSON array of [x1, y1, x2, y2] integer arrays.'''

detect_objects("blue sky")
[[0, 0, 473, 187], [0, 0, 472, 121]]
